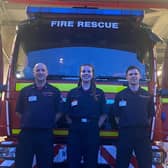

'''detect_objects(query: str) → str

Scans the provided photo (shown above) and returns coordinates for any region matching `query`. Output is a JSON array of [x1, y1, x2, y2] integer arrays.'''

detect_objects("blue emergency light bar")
[[26, 6, 144, 17]]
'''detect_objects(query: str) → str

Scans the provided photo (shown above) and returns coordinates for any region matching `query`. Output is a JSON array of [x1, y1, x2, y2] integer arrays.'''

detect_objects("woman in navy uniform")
[[65, 64, 107, 168], [15, 63, 63, 168], [114, 65, 155, 168]]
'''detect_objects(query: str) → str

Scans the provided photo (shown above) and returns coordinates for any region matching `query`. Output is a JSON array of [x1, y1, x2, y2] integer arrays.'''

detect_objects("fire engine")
[[0, 5, 168, 168]]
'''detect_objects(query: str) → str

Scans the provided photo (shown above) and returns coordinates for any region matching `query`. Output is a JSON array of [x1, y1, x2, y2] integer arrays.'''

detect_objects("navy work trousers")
[[67, 121, 99, 168], [116, 127, 152, 168], [15, 129, 54, 168]]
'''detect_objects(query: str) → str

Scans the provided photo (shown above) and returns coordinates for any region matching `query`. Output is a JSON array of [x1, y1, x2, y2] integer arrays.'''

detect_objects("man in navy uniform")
[[114, 65, 155, 168], [15, 63, 63, 168]]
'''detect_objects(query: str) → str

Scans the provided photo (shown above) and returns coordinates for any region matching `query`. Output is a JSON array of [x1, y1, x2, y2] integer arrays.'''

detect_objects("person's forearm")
[[98, 114, 107, 128], [16, 112, 21, 118], [55, 112, 63, 122]]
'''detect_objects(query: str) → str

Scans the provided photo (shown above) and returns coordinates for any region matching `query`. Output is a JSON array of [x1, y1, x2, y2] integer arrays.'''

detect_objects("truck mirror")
[[157, 88, 168, 96], [0, 84, 7, 92]]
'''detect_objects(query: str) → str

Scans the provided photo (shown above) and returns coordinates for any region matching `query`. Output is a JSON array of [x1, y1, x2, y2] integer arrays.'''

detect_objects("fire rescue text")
[[51, 20, 119, 29]]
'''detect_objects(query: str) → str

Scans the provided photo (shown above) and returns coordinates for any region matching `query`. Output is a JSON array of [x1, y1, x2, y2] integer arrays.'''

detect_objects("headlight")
[[0, 147, 16, 158], [0, 146, 16, 167], [152, 149, 166, 165]]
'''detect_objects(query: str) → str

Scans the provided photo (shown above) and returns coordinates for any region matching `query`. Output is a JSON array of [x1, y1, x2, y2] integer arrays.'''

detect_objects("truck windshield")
[[21, 47, 145, 80], [15, 15, 152, 81]]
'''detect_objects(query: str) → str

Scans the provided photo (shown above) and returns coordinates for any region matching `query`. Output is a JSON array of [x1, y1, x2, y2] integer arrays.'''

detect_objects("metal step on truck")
[[0, 5, 168, 168]]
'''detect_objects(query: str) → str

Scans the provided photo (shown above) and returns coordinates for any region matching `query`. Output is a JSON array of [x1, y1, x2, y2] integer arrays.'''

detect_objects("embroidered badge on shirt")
[[119, 100, 127, 107], [139, 94, 150, 98], [42, 91, 54, 96], [71, 100, 78, 107], [28, 96, 37, 102]]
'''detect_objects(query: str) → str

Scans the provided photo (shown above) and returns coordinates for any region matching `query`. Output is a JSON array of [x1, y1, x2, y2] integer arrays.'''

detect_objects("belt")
[[80, 118, 89, 123], [72, 117, 97, 123]]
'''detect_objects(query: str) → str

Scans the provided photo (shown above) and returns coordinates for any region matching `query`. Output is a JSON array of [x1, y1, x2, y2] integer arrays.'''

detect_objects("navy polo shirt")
[[16, 83, 63, 128], [65, 86, 107, 119], [113, 87, 155, 128]]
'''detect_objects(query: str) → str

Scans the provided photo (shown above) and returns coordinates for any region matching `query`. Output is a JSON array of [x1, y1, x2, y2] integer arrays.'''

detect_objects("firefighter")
[[15, 63, 63, 168], [113, 65, 155, 168], [65, 64, 107, 168]]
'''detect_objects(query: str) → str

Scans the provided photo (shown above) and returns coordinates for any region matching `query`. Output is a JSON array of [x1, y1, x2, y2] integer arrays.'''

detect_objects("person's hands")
[[98, 114, 107, 128], [65, 115, 72, 124]]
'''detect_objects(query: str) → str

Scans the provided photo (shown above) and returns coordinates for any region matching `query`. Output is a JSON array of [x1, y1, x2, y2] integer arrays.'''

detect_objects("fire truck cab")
[[0, 6, 168, 168]]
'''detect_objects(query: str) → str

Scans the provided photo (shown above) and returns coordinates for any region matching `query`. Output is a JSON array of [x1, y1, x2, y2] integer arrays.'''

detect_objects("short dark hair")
[[126, 65, 141, 74]]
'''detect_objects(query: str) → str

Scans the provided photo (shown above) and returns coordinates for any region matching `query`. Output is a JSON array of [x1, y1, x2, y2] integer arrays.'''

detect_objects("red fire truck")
[[0, 5, 168, 168]]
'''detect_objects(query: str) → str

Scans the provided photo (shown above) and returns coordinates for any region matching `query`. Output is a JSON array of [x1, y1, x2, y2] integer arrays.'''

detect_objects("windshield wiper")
[[47, 75, 79, 80], [96, 76, 126, 81], [96, 76, 149, 86]]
